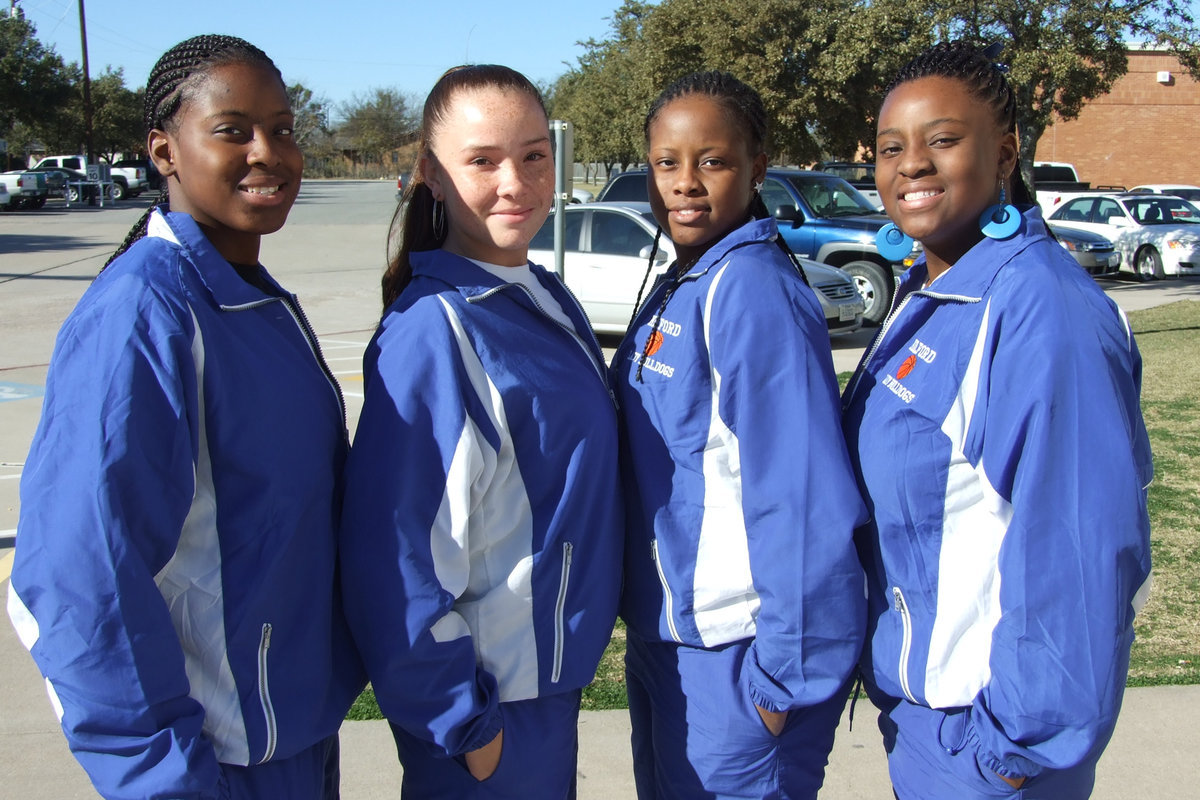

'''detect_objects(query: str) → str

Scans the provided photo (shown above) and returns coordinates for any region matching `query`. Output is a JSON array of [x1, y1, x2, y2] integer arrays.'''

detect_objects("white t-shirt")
[[469, 259, 600, 371]]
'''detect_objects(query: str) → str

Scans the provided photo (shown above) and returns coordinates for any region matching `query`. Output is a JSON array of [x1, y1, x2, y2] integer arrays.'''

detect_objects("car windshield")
[[786, 175, 878, 218], [1122, 197, 1200, 225], [822, 164, 874, 184]]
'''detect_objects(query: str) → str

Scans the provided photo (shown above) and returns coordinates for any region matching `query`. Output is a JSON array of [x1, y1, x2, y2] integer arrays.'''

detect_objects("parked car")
[[30, 166, 103, 202], [1047, 192, 1200, 280], [527, 201, 864, 335], [112, 158, 162, 192], [0, 181, 8, 208], [570, 187, 595, 203], [0, 170, 49, 209], [1033, 161, 1125, 217], [31, 155, 148, 200], [814, 161, 883, 210], [1128, 184, 1200, 203], [596, 168, 912, 323], [1047, 223, 1122, 277]]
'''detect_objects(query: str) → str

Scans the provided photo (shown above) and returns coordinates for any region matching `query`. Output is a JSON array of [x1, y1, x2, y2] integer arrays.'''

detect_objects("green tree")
[[551, 0, 1200, 178], [287, 82, 331, 152], [337, 88, 418, 173], [0, 16, 73, 155], [861, 0, 1200, 185]]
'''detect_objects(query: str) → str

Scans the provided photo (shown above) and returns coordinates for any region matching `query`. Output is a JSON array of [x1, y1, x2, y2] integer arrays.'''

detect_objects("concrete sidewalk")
[[2, 603, 1197, 799]]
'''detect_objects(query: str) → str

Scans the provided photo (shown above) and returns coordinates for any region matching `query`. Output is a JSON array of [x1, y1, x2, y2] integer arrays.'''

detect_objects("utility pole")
[[77, 0, 95, 202]]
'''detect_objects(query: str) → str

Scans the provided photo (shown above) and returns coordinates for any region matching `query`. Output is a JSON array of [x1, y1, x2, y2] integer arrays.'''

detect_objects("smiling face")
[[875, 75, 1018, 276], [149, 62, 301, 265], [646, 94, 767, 265], [421, 86, 553, 266]]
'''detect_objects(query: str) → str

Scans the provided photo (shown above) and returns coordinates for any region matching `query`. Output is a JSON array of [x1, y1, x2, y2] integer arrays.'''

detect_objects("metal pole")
[[551, 120, 568, 278], [77, 0, 94, 164]]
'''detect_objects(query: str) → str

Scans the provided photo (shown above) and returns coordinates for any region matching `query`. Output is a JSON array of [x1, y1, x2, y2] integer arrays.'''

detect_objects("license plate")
[[839, 304, 857, 321]]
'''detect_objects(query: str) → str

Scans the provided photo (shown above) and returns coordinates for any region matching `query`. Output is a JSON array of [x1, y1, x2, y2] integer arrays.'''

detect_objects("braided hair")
[[629, 71, 808, 381], [102, 35, 283, 271], [884, 41, 1034, 205], [381, 64, 547, 310]]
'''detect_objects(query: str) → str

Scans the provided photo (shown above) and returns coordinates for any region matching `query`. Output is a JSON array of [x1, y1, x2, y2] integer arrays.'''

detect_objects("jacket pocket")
[[256, 623, 278, 763], [551, 542, 573, 683], [651, 539, 682, 643]]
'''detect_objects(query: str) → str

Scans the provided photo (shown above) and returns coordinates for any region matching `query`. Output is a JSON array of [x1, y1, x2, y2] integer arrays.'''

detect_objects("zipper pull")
[[892, 587, 905, 612]]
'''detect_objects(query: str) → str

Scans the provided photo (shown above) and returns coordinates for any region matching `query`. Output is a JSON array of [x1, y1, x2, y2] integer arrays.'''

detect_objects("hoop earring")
[[876, 222, 914, 261], [432, 199, 446, 240], [980, 184, 1020, 240]]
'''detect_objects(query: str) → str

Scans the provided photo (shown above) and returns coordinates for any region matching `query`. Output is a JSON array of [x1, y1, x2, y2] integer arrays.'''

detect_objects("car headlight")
[[1167, 236, 1200, 249]]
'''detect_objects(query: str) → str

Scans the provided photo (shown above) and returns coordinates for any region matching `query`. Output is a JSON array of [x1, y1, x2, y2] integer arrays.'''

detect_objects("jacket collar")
[[148, 208, 283, 309], [677, 216, 779, 280], [900, 205, 1047, 301], [410, 248, 529, 299]]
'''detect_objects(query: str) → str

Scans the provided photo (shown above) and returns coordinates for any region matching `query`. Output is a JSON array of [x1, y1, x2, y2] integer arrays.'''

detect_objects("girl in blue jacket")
[[7, 35, 363, 799], [842, 42, 1153, 799], [612, 71, 867, 799], [338, 65, 622, 798]]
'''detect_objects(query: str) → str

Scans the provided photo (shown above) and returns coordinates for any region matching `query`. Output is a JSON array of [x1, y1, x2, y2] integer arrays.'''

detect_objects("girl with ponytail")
[[339, 65, 622, 798], [9, 34, 363, 800]]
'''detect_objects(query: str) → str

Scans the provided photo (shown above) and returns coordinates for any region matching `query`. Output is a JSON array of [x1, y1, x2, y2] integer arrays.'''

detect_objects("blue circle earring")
[[979, 185, 1020, 240], [876, 223, 914, 261]]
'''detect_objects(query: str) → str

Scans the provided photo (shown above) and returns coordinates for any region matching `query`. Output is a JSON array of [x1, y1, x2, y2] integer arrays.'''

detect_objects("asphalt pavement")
[[3, 181, 1200, 797]]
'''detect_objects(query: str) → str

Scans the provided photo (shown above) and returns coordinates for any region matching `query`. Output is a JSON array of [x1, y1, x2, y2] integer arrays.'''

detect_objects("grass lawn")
[[347, 299, 1200, 718]]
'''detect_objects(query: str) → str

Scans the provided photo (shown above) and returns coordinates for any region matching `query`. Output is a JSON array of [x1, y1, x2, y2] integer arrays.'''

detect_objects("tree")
[[861, 0, 1200, 185], [287, 83, 331, 151], [337, 88, 418, 172], [550, 0, 1200, 179], [0, 16, 73, 142], [550, 1, 657, 174]]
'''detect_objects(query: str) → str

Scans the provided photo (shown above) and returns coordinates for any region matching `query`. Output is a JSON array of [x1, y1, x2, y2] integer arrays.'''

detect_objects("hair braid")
[[102, 35, 282, 271], [885, 41, 1033, 205]]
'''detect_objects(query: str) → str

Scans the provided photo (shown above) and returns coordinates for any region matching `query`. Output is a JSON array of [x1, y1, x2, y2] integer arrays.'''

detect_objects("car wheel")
[[68, 186, 80, 203], [1135, 246, 1164, 281], [109, 181, 126, 201], [842, 260, 892, 325], [31, 197, 46, 209]]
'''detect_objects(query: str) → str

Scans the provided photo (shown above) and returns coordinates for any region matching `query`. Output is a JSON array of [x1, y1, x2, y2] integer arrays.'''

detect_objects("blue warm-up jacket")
[[841, 206, 1153, 797], [339, 249, 622, 757], [612, 216, 868, 714], [7, 209, 365, 800]]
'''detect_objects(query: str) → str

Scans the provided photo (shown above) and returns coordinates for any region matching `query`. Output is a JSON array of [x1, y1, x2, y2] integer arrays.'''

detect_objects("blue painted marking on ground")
[[0, 383, 45, 403]]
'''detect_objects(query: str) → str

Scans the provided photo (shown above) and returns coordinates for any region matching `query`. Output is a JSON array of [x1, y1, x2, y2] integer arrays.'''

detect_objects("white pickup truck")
[[32, 155, 149, 201], [1034, 162, 1125, 217], [0, 170, 50, 209]]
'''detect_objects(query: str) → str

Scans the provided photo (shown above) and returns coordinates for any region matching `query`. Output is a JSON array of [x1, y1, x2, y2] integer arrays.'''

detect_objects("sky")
[[16, 0, 633, 117]]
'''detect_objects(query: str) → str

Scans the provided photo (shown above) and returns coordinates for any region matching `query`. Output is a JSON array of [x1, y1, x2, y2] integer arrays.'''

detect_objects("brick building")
[[1034, 47, 1200, 189]]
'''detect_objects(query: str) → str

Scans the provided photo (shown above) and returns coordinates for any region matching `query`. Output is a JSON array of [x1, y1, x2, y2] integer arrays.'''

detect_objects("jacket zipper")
[[279, 296, 348, 432], [256, 623, 278, 763], [892, 588, 919, 704], [551, 541, 573, 683], [651, 540, 682, 643]]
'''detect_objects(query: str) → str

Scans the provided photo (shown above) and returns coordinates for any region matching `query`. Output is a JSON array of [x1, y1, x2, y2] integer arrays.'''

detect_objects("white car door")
[[567, 208, 669, 333]]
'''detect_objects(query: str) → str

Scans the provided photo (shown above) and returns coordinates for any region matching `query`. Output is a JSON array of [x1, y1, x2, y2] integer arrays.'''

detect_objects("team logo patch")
[[646, 330, 665, 357], [897, 354, 917, 380]]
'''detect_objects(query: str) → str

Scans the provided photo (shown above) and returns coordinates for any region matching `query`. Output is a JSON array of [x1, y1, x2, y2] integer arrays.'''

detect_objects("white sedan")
[[528, 202, 864, 335], [1047, 193, 1200, 280], [1129, 184, 1200, 204]]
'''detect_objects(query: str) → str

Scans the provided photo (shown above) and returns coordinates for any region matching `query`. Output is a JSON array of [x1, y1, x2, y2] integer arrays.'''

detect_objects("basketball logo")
[[897, 354, 917, 380], [646, 330, 665, 356]]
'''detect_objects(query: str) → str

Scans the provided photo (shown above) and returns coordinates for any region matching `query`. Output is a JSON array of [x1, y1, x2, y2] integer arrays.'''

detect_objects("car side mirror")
[[639, 244, 670, 265], [774, 204, 802, 226]]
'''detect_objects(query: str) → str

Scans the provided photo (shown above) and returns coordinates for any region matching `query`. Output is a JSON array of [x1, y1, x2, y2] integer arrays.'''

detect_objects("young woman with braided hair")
[[338, 65, 621, 797], [8, 34, 363, 799], [610, 71, 867, 799], [841, 41, 1152, 799]]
